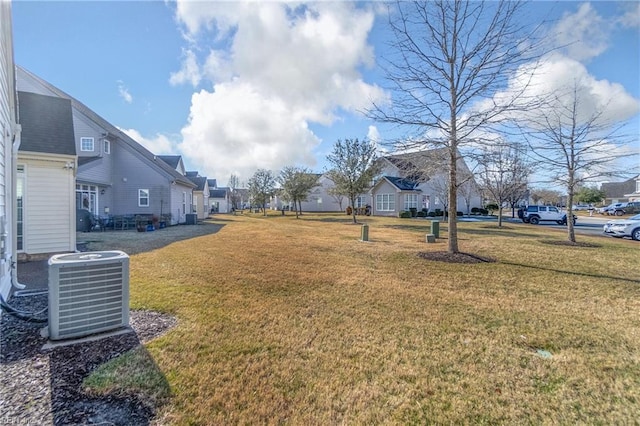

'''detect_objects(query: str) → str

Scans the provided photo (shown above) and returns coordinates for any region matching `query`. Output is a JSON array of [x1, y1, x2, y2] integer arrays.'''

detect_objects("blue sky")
[[12, 1, 640, 185]]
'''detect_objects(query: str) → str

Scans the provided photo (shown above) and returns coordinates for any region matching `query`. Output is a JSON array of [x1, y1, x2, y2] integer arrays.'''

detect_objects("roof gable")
[[17, 91, 75, 156], [16, 66, 195, 188]]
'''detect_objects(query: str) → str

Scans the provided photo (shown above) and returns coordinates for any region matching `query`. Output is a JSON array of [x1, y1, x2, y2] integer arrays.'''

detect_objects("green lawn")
[[85, 213, 640, 424]]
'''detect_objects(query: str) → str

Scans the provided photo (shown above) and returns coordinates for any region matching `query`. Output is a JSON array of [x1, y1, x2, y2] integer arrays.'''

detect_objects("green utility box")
[[430, 220, 440, 238], [361, 224, 369, 241]]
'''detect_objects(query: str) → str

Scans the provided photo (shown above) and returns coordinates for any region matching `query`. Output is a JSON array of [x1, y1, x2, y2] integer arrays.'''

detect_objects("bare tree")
[[520, 82, 638, 242], [368, 0, 543, 253], [248, 169, 276, 216], [477, 144, 530, 227], [228, 174, 241, 213], [326, 138, 380, 224], [278, 166, 319, 219]]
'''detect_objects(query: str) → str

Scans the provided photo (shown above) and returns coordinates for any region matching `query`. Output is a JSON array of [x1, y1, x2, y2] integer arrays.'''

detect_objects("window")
[[355, 196, 366, 208], [182, 192, 187, 214], [17, 165, 24, 251], [138, 189, 149, 207], [76, 184, 98, 214], [376, 194, 395, 211], [404, 194, 418, 210], [80, 137, 94, 152], [103, 140, 110, 154]]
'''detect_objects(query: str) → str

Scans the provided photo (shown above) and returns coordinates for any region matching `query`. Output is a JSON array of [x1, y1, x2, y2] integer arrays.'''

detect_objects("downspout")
[[11, 122, 24, 289]]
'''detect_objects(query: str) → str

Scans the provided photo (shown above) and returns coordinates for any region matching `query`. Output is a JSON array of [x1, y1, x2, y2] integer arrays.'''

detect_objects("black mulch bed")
[[539, 240, 602, 247], [417, 251, 497, 263], [1, 293, 176, 425]]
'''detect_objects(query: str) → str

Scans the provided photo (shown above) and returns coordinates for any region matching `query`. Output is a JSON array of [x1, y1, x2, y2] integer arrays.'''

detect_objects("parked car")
[[522, 205, 576, 225], [599, 202, 627, 215], [621, 201, 640, 215], [603, 213, 640, 241]]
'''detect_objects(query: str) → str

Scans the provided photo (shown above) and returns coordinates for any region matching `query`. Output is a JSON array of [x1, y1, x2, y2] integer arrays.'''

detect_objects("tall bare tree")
[[369, 0, 543, 253], [228, 174, 241, 213], [326, 138, 380, 224], [520, 82, 638, 242], [477, 144, 530, 227]]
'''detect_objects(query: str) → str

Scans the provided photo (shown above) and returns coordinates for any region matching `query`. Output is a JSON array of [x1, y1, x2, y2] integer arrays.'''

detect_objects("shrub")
[[457, 211, 464, 217], [485, 203, 499, 212], [471, 207, 480, 215], [434, 209, 443, 216], [427, 212, 436, 217], [416, 211, 426, 218], [480, 208, 488, 215], [399, 210, 412, 218]]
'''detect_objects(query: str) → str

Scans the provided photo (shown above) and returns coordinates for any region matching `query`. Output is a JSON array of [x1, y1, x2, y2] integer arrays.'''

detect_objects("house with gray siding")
[[16, 66, 196, 225]]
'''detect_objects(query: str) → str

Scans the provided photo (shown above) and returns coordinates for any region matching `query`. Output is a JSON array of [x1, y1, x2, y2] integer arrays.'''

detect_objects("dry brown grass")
[[112, 213, 638, 423]]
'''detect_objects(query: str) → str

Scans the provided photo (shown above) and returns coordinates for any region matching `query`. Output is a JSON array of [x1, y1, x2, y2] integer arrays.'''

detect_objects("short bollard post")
[[426, 234, 436, 243], [430, 220, 440, 238], [361, 223, 369, 241]]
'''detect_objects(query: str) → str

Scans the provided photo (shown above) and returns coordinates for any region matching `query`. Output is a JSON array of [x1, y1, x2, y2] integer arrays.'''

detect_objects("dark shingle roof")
[[185, 171, 199, 177], [188, 176, 207, 191], [17, 66, 195, 189], [601, 178, 636, 198], [209, 189, 227, 198], [17, 91, 75, 156], [207, 179, 217, 189], [157, 155, 182, 170], [384, 176, 421, 191]]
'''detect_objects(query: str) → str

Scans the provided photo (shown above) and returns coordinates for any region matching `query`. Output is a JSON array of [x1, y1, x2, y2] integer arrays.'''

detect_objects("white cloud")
[[619, 3, 640, 28], [169, 49, 202, 87], [172, 1, 387, 180], [551, 3, 610, 62], [117, 80, 133, 104], [180, 83, 320, 180], [119, 128, 177, 155]]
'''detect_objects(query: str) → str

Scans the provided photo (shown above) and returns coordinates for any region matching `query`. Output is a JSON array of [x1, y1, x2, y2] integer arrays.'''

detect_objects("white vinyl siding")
[[18, 155, 76, 254], [138, 189, 149, 207], [376, 194, 395, 211], [80, 137, 94, 151]]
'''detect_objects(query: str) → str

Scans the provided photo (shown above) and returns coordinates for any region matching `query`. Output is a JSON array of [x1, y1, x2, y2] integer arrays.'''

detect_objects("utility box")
[[361, 224, 369, 241], [185, 214, 197, 225], [426, 234, 436, 243], [430, 220, 440, 238]]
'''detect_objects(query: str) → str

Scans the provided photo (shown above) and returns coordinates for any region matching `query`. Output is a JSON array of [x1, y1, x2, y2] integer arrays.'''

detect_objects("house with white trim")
[[17, 66, 196, 225]]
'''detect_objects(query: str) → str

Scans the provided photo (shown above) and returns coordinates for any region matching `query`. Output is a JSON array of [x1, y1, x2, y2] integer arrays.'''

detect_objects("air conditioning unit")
[[47, 250, 129, 340]]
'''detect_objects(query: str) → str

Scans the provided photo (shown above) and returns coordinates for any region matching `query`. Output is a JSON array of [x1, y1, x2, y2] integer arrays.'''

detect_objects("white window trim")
[[138, 189, 150, 207], [376, 193, 395, 211], [80, 137, 94, 152], [404, 193, 418, 210], [103, 139, 110, 154]]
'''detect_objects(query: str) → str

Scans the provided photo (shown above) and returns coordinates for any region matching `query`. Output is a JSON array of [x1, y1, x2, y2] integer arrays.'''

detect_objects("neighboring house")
[[372, 149, 482, 216], [624, 176, 640, 202], [17, 91, 76, 258], [209, 188, 231, 213], [17, 66, 196, 224], [186, 171, 210, 219], [601, 177, 637, 205], [158, 155, 187, 176], [286, 173, 345, 212], [1, 0, 20, 300]]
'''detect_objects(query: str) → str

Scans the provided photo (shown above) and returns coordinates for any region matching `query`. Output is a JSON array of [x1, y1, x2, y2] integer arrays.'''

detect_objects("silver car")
[[603, 213, 640, 240]]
